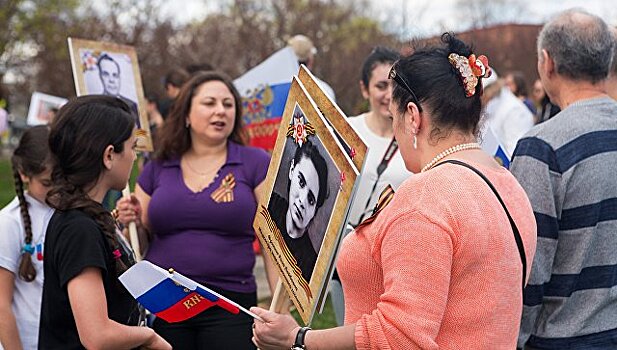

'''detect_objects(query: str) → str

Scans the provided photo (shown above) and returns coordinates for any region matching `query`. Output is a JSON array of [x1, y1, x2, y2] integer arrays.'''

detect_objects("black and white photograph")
[[253, 77, 358, 325], [267, 104, 340, 284], [68, 38, 152, 151]]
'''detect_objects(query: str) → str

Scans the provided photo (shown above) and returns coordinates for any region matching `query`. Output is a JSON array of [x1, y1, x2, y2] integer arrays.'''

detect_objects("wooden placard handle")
[[122, 186, 142, 261], [269, 280, 289, 313]]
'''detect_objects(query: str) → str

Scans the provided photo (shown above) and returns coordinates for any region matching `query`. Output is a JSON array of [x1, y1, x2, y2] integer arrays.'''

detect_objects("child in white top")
[[0, 125, 53, 350]]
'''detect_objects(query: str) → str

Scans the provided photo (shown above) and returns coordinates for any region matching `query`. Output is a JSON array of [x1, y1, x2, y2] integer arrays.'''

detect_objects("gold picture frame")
[[298, 65, 367, 171], [253, 76, 358, 325], [68, 37, 152, 151]]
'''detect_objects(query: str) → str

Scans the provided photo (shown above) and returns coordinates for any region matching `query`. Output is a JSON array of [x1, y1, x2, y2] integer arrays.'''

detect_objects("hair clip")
[[112, 249, 122, 260], [448, 53, 492, 97], [22, 243, 35, 255]]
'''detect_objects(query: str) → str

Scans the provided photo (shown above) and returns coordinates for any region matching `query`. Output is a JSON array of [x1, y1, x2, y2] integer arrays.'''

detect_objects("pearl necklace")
[[421, 142, 482, 173]]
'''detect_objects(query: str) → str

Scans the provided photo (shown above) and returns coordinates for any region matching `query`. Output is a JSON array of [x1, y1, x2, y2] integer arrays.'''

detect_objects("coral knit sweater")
[[337, 161, 537, 349]]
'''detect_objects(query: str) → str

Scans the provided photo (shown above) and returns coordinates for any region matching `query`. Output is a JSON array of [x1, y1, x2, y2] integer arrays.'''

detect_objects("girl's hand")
[[251, 307, 300, 350], [141, 330, 171, 350], [115, 194, 142, 227]]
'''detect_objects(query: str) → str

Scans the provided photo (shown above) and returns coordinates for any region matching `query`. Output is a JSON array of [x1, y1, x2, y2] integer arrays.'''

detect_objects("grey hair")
[[537, 8, 615, 83], [611, 28, 617, 75]]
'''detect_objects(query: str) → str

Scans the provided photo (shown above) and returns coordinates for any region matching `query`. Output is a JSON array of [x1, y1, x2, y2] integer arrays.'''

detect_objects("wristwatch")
[[291, 326, 311, 350]]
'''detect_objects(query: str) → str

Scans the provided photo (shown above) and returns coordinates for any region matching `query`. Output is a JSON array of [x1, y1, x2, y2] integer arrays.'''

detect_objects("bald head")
[[538, 9, 614, 83]]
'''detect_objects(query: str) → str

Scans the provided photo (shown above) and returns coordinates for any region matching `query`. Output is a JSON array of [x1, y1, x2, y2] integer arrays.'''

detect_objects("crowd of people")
[[0, 7, 616, 350]]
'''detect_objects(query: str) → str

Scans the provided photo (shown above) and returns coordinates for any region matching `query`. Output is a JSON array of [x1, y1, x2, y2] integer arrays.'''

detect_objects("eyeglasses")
[[388, 64, 422, 112]]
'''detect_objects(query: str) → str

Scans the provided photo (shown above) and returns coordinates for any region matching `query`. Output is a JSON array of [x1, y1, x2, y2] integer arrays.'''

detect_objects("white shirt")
[[346, 113, 412, 226], [483, 87, 535, 157], [0, 194, 54, 350]]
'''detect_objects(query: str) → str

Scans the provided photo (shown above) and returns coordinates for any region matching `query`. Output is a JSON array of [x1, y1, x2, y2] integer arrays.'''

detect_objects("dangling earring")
[[413, 133, 418, 149], [185, 119, 190, 128]]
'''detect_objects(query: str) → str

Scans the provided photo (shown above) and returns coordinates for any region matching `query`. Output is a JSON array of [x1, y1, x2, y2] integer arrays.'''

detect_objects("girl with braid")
[[0, 125, 53, 350], [38, 95, 170, 349]]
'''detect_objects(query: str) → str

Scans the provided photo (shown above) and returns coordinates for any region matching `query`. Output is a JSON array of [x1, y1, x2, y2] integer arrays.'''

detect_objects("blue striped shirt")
[[511, 97, 617, 349]]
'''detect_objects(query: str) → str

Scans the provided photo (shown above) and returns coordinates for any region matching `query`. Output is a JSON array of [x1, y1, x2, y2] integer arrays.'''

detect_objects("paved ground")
[[253, 254, 272, 305]]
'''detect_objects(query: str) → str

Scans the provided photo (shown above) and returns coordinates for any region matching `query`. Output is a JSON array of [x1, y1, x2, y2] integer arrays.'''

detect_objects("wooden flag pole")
[[122, 185, 142, 261], [269, 280, 289, 313]]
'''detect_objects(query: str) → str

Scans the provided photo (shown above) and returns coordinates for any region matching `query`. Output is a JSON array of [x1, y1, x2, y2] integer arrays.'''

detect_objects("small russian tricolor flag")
[[480, 125, 511, 169], [119, 261, 261, 323]]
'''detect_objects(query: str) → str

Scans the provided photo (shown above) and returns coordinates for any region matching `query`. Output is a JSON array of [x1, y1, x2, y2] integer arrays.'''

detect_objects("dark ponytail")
[[47, 95, 134, 276], [11, 125, 50, 282]]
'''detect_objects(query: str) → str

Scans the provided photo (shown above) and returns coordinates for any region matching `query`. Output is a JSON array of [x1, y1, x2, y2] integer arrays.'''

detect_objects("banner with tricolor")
[[480, 125, 510, 168], [234, 47, 299, 151], [119, 260, 262, 323]]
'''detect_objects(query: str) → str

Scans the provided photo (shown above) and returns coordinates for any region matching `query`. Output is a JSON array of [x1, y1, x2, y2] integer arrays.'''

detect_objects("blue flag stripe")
[[266, 83, 291, 118], [136, 278, 191, 313], [495, 145, 510, 168], [195, 286, 221, 303]]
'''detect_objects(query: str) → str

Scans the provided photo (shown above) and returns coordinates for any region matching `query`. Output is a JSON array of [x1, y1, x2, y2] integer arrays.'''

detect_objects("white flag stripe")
[[481, 125, 506, 158], [233, 47, 299, 94], [118, 260, 167, 298]]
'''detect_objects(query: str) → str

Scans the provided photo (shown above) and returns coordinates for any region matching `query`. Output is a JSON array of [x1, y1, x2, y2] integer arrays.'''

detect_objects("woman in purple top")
[[116, 71, 277, 349]]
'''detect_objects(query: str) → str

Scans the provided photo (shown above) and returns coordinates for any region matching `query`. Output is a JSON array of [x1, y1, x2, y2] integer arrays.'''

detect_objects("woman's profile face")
[[287, 154, 321, 234]]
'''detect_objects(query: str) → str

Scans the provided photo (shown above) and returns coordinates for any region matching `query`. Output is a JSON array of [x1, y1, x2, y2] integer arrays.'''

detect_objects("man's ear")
[[540, 49, 555, 77], [102, 145, 115, 170]]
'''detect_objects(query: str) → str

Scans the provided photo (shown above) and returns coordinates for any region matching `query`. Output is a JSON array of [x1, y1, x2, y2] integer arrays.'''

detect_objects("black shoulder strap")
[[376, 138, 399, 176], [434, 159, 527, 291], [354, 138, 398, 226]]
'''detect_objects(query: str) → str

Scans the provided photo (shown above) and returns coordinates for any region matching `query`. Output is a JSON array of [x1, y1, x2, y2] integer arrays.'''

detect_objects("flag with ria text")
[[119, 260, 240, 323]]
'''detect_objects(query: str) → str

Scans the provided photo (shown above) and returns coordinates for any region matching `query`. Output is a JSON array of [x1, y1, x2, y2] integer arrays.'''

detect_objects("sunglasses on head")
[[388, 64, 422, 112]]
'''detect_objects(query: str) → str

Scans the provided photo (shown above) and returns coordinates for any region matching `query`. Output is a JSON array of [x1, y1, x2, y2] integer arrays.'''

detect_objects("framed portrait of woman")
[[67, 37, 152, 151], [254, 76, 358, 325]]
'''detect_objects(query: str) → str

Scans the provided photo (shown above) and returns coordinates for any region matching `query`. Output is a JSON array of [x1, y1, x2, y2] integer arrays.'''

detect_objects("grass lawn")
[[0, 158, 14, 207], [295, 296, 338, 329]]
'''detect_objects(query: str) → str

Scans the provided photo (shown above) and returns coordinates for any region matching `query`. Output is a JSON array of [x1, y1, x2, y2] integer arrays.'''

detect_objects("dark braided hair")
[[11, 125, 51, 282], [46, 95, 134, 276]]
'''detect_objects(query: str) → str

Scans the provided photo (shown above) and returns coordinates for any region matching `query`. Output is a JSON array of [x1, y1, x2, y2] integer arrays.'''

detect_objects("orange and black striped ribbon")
[[211, 173, 235, 203], [356, 185, 395, 229]]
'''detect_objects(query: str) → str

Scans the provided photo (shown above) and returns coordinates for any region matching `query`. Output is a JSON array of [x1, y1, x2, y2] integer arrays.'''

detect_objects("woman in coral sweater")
[[250, 33, 537, 350]]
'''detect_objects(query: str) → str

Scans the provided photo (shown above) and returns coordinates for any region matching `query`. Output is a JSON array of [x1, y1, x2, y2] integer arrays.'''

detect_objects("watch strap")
[[292, 326, 311, 349]]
